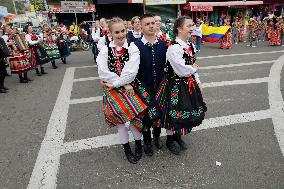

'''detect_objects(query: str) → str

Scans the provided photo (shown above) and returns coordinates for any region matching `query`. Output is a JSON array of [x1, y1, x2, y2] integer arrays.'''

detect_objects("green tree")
[[0, 0, 27, 14]]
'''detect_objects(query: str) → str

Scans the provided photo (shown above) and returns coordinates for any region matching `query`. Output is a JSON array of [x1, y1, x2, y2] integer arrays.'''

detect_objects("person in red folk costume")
[[25, 25, 50, 76], [97, 17, 151, 164], [220, 19, 232, 49], [2, 25, 33, 83]]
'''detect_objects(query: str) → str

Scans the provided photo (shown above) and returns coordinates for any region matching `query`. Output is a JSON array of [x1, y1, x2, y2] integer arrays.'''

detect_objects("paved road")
[[1, 42, 284, 189]]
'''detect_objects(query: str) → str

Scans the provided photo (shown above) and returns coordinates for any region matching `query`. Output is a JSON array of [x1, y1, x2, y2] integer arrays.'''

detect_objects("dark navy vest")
[[127, 31, 142, 43], [134, 39, 167, 93]]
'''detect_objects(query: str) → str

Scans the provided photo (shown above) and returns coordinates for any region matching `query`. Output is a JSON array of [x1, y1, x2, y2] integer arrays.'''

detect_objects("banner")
[[145, 0, 186, 5], [31, 0, 49, 11], [201, 24, 230, 43]]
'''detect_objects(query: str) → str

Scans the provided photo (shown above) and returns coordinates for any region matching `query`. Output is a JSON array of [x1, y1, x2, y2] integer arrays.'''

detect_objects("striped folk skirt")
[[103, 87, 148, 131]]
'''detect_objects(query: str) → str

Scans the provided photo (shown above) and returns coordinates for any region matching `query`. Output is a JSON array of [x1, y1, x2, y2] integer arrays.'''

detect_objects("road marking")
[[71, 65, 97, 69], [62, 109, 272, 154], [203, 77, 268, 88], [268, 55, 284, 156], [68, 77, 269, 105], [69, 96, 103, 105], [29, 52, 284, 188], [200, 60, 274, 70], [198, 50, 284, 60], [73, 77, 100, 82], [27, 68, 75, 189]]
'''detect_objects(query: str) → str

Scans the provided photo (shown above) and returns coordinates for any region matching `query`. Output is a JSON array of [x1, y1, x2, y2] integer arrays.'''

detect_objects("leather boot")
[[35, 68, 42, 76], [40, 67, 48, 74], [24, 72, 33, 82], [143, 131, 153, 156], [166, 135, 181, 155], [134, 140, 142, 160], [51, 60, 58, 69], [19, 74, 28, 83], [153, 127, 163, 149], [173, 133, 188, 151], [123, 143, 138, 164]]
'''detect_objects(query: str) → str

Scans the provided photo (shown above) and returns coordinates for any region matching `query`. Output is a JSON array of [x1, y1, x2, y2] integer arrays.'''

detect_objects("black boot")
[[40, 67, 48, 74], [19, 74, 28, 83], [24, 72, 33, 82], [35, 68, 42, 76], [61, 58, 66, 64], [51, 60, 58, 69], [123, 143, 138, 164], [134, 140, 142, 160], [153, 127, 163, 149], [143, 131, 153, 156], [173, 133, 188, 151], [166, 135, 181, 155], [0, 88, 7, 93], [0, 81, 7, 93]]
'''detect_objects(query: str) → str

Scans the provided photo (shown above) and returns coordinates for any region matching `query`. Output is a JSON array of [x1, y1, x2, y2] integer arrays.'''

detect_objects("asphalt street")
[[0, 41, 284, 189]]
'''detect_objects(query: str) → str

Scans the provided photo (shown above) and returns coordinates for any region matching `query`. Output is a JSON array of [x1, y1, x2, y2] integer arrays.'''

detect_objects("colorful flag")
[[201, 24, 231, 43]]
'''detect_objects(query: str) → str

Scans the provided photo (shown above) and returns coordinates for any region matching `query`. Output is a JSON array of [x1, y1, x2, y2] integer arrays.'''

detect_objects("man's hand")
[[124, 84, 134, 96]]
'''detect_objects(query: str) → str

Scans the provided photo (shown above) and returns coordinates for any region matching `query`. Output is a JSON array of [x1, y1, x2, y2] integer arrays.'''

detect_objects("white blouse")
[[166, 37, 201, 84], [97, 40, 140, 88], [97, 35, 112, 52], [25, 33, 40, 45]]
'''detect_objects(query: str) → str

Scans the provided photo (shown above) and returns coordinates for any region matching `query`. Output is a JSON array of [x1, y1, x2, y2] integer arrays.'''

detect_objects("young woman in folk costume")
[[156, 16, 207, 155], [42, 24, 61, 69], [56, 26, 71, 64], [2, 25, 33, 83], [220, 19, 232, 49], [25, 25, 49, 76], [97, 17, 151, 164], [154, 15, 171, 46]]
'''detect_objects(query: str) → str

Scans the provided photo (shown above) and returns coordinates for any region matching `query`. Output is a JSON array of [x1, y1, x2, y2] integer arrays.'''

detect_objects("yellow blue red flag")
[[201, 24, 231, 42]]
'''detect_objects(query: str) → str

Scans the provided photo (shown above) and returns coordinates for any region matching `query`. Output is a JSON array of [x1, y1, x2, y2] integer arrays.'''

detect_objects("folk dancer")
[[25, 25, 50, 76], [97, 17, 150, 164]]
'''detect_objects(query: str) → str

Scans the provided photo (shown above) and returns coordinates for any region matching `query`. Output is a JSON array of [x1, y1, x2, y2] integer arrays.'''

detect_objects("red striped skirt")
[[103, 87, 147, 131]]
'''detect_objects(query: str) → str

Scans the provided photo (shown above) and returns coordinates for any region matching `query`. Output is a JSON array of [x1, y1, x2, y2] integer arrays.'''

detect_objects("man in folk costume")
[[2, 25, 33, 83], [127, 16, 142, 43], [25, 25, 49, 76], [246, 18, 258, 47], [97, 17, 150, 164], [131, 14, 171, 156], [0, 29, 11, 93], [92, 19, 108, 62], [42, 24, 61, 69]]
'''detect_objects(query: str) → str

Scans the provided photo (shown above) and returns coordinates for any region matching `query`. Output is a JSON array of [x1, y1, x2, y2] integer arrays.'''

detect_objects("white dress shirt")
[[97, 40, 140, 88], [91, 28, 100, 42], [166, 37, 201, 84]]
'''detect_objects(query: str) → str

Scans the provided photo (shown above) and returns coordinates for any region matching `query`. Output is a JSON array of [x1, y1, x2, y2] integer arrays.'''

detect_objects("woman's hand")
[[193, 63, 199, 70], [124, 84, 134, 96]]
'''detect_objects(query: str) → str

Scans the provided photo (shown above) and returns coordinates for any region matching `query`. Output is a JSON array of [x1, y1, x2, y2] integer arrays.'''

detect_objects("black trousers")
[[0, 61, 7, 88]]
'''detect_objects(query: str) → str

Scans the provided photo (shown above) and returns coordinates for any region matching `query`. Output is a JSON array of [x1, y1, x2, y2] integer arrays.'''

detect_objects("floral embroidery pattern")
[[169, 106, 205, 119], [171, 85, 179, 105]]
